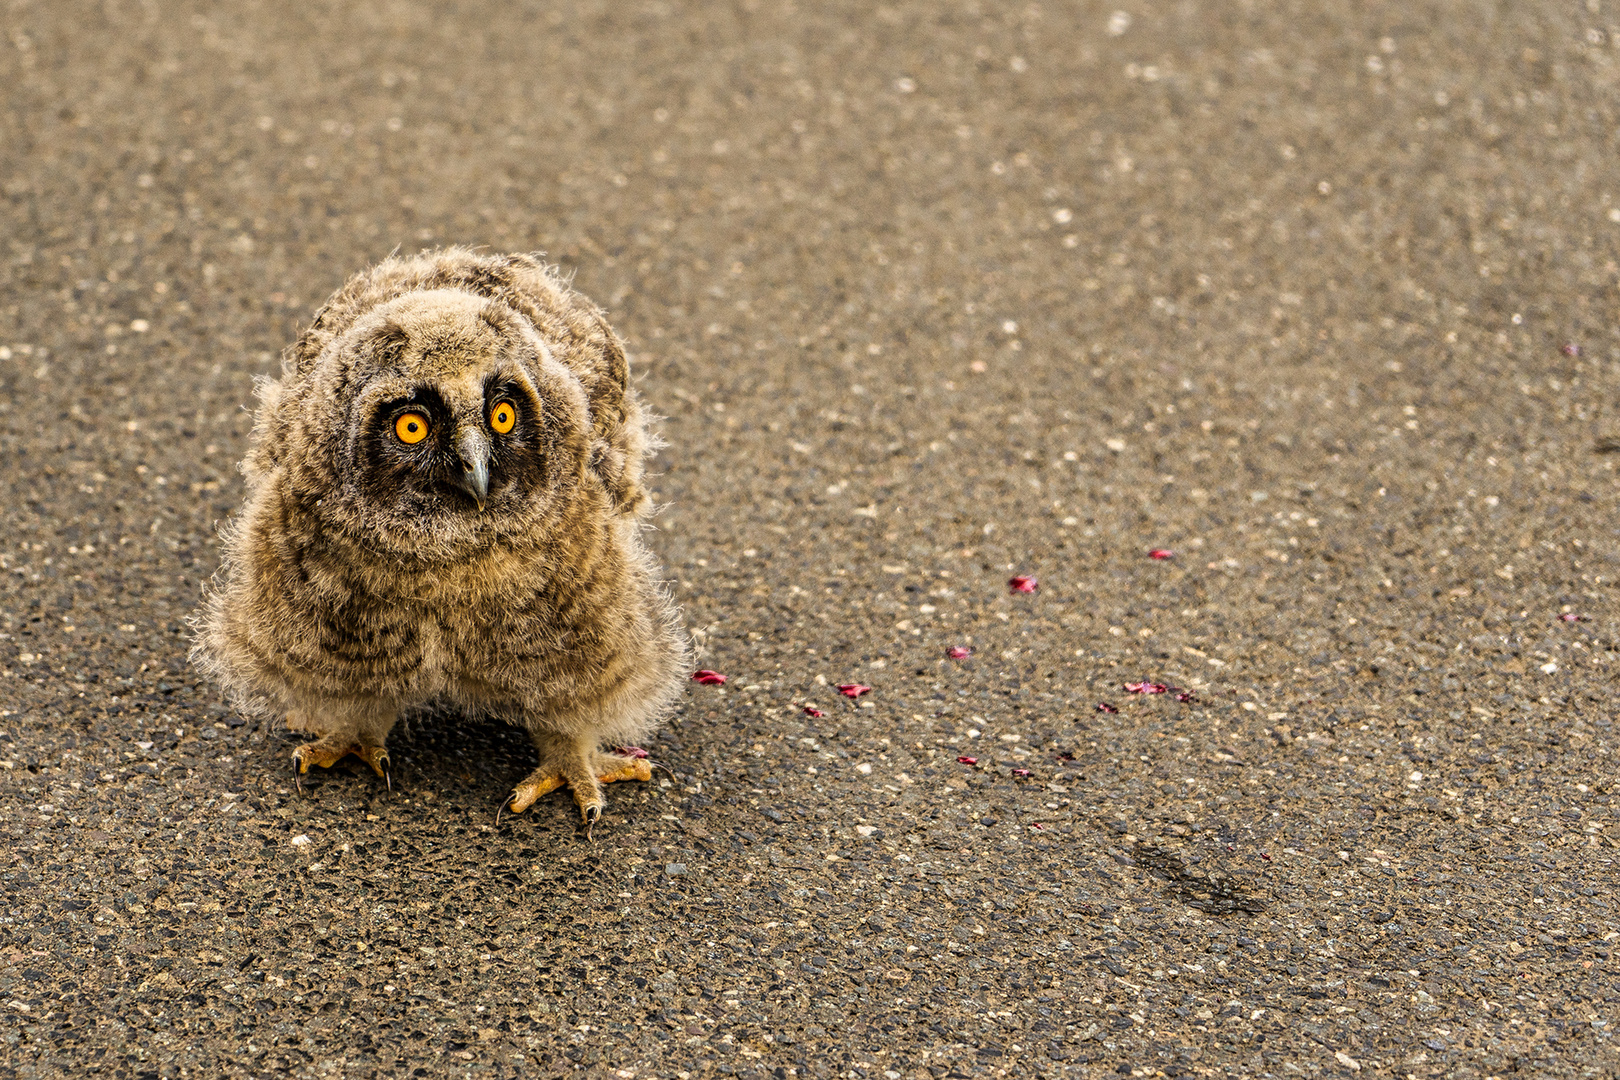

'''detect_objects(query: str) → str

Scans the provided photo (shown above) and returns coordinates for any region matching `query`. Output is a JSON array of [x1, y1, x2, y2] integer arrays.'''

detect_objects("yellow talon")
[[498, 751, 657, 830], [291, 737, 391, 787]]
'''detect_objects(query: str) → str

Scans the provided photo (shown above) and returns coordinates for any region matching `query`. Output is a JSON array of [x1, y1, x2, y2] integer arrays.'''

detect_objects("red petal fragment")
[[1563, 342, 1581, 357], [1124, 681, 1169, 694], [1096, 702, 1119, 714], [613, 746, 650, 759], [1149, 548, 1174, 560], [690, 669, 728, 685], [957, 756, 978, 765], [802, 705, 826, 718], [1174, 692, 1197, 703], [836, 683, 872, 698], [1012, 768, 1032, 778], [1558, 612, 1585, 623], [948, 646, 973, 659], [1260, 852, 1271, 861], [1008, 575, 1039, 593], [1029, 822, 1045, 830]]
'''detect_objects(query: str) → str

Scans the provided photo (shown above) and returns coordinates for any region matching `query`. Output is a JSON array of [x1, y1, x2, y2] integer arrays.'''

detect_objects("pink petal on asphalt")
[[1558, 612, 1585, 623], [1008, 575, 1038, 593], [613, 746, 650, 759], [803, 705, 826, 718], [1563, 342, 1581, 357], [957, 756, 978, 765], [1149, 549, 1174, 560], [691, 669, 728, 685], [1124, 681, 1169, 694], [1012, 768, 1031, 778], [837, 683, 872, 698], [1096, 702, 1119, 714], [948, 646, 973, 659]]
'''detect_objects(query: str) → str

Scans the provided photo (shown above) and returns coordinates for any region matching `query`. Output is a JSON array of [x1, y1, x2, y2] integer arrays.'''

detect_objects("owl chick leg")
[[504, 739, 653, 831], [288, 699, 398, 789]]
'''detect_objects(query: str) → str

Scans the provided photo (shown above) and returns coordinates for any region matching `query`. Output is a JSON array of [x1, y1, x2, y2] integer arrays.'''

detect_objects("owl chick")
[[194, 249, 687, 829]]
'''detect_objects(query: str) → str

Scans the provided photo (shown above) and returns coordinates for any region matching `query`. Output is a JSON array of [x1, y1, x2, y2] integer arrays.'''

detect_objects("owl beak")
[[453, 428, 491, 510]]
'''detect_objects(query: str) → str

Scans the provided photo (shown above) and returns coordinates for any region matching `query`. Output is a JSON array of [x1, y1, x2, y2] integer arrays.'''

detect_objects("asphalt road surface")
[[3, 2, 1618, 1077]]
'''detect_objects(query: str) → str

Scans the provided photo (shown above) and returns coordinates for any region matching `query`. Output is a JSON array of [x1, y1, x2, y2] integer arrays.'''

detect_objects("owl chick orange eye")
[[489, 401, 516, 434], [394, 412, 430, 444]]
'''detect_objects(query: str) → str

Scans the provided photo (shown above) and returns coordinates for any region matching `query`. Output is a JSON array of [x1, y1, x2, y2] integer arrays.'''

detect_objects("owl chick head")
[[270, 286, 598, 558]]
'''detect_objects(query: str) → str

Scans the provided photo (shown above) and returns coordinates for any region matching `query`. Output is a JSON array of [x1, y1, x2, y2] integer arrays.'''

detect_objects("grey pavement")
[[1, 1, 1618, 1078]]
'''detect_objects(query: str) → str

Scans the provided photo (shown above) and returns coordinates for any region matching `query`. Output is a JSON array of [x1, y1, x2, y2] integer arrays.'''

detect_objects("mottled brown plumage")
[[193, 249, 686, 827]]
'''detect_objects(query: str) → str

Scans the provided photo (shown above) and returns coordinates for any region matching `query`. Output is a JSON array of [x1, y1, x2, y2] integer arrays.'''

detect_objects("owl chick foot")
[[499, 750, 655, 835], [292, 736, 391, 791]]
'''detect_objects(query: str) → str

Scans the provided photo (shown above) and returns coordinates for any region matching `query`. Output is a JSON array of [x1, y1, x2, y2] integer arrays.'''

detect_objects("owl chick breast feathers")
[[195, 249, 686, 774]]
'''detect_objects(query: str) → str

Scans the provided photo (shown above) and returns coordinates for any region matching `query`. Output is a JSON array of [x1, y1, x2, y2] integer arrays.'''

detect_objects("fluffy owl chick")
[[194, 249, 687, 829]]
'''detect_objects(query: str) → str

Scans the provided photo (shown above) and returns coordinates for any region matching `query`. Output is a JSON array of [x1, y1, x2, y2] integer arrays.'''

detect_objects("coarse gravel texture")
[[2, 1, 1619, 1078]]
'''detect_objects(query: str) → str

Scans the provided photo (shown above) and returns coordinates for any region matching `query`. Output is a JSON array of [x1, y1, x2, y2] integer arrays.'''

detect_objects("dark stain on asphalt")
[[1132, 842, 1269, 917]]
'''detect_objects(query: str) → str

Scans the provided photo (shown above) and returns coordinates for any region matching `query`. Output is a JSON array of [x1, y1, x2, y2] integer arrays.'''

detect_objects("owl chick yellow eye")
[[394, 412, 430, 444], [489, 401, 516, 434]]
